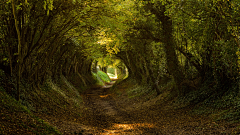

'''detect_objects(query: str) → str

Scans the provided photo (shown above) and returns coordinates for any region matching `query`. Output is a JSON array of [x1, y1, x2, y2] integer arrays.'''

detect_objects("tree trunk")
[[102, 66, 108, 73], [12, 0, 22, 101], [115, 68, 118, 77], [92, 61, 98, 73], [158, 4, 185, 96]]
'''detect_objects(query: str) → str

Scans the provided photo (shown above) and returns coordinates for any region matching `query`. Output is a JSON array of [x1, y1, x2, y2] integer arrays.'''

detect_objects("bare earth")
[[80, 84, 240, 135], [38, 84, 240, 135]]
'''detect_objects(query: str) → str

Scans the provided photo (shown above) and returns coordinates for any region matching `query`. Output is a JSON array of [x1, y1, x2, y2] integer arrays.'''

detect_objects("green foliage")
[[97, 71, 111, 83], [0, 87, 61, 134], [0, 89, 22, 111], [127, 85, 152, 99], [1, 0, 240, 128], [92, 72, 104, 86], [32, 117, 61, 135], [107, 68, 115, 75], [117, 73, 127, 80], [0, 69, 4, 77]]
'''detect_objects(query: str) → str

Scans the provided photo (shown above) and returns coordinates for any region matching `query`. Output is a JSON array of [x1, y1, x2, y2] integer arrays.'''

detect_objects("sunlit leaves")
[[43, 0, 54, 15], [95, 0, 141, 55]]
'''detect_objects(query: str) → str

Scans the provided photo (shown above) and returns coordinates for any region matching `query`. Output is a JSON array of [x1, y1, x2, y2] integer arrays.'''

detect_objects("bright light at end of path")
[[107, 73, 118, 80]]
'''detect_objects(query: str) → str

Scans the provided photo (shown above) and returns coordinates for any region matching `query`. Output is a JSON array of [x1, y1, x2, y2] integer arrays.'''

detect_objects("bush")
[[117, 73, 127, 80], [92, 72, 104, 86], [97, 71, 111, 83]]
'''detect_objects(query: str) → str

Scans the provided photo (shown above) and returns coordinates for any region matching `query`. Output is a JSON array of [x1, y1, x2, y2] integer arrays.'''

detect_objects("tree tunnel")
[[1, 0, 239, 102], [1, 1, 240, 134], [91, 55, 129, 84]]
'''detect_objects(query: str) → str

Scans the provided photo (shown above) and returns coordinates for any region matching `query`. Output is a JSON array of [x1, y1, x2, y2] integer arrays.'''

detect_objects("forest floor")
[[37, 82, 240, 135]]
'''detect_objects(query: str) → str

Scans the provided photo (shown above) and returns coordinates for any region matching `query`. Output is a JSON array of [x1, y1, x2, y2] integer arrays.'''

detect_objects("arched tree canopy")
[[1, 0, 240, 100]]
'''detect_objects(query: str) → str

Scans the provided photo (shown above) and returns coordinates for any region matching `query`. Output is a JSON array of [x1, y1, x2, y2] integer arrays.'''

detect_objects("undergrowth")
[[92, 72, 104, 86], [0, 86, 61, 134], [92, 71, 112, 86], [173, 76, 240, 123], [117, 73, 128, 80], [113, 75, 240, 124], [127, 85, 152, 99], [97, 71, 111, 83], [0, 69, 87, 134]]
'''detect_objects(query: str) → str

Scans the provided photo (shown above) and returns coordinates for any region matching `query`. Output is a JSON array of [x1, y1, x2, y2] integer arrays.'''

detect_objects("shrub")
[[92, 72, 104, 86], [97, 71, 111, 83]]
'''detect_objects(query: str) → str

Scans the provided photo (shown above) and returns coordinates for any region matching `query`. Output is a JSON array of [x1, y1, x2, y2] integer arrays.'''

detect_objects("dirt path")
[[79, 84, 240, 135], [36, 84, 240, 134], [81, 84, 160, 134]]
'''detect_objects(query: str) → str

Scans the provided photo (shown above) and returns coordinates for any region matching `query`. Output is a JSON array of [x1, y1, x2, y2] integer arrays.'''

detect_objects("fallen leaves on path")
[[2, 83, 240, 135]]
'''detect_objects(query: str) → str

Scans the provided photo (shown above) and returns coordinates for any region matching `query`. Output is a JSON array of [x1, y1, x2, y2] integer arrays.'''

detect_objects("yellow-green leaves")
[[97, 29, 121, 55], [43, 0, 54, 15]]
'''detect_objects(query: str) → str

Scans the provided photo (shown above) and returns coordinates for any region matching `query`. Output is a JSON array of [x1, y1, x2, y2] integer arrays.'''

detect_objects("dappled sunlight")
[[113, 123, 154, 129], [101, 123, 155, 134], [99, 94, 111, 98]]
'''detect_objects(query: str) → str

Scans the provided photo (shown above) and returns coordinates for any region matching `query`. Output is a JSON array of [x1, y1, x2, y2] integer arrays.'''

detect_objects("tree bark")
[[146, 2, 185, 96], [160, 5, 184, 96], [11, 0, 22, 101], [92, 61, 98, 73]]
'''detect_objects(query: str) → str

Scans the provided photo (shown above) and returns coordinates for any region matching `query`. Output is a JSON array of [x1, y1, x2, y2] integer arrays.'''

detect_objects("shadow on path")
[[81, 84, 160, 135]]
